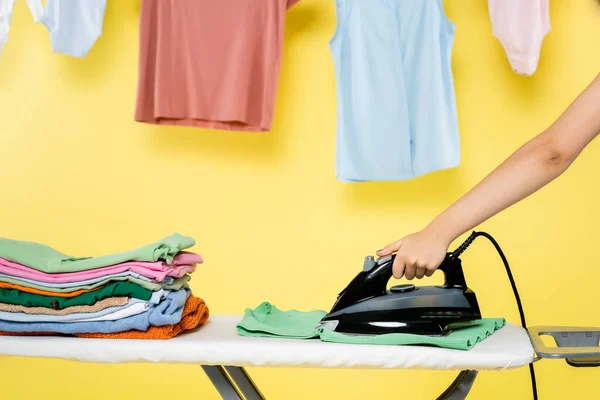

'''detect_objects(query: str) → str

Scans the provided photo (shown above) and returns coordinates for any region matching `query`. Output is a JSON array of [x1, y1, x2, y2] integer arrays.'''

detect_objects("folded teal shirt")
[[236, 302, 506, 351], [0, 233, 195, 273]]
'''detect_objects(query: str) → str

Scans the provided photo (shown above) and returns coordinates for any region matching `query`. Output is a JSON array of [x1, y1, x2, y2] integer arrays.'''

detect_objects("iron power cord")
[[450, 231, 538, 400]]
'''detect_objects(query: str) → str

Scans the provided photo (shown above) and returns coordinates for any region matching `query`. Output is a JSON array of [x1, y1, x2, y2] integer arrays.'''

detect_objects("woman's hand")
[[376, 230, 450, 280]]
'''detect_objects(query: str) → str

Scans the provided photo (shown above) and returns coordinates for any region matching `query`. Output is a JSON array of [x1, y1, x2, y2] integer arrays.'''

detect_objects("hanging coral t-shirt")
[[134, 0, 301, 132]]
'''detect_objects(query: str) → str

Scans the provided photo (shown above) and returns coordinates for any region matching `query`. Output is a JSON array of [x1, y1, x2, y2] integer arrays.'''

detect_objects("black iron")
[[316, 252, 481, 336]]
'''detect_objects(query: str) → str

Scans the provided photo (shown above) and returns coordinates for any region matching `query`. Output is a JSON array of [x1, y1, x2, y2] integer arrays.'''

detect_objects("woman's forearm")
[[426, 73, 600, 245], [425, 132, 570, 244]]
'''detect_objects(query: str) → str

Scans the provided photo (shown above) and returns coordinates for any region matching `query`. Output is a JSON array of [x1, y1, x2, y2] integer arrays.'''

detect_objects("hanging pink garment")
[[488, 0, 551, 76]]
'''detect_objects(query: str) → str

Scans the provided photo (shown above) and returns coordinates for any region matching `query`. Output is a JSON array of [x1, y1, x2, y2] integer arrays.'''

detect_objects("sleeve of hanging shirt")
[[287, 0, 302, 9]]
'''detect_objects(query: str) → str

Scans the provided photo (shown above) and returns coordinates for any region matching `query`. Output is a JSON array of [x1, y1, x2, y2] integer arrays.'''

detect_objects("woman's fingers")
[[415, 266, 426, 279], [377, 239, 403, 256], [392, 257, 406, 279], [404, 266, 415, 280], [403, 258, 416, 280]]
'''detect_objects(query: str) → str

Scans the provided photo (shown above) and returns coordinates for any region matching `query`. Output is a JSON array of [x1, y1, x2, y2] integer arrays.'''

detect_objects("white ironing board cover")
[[0, 316, 534, 371]]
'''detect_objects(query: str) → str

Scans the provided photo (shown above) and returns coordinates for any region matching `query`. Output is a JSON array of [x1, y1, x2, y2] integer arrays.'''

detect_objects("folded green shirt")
[[236, 302, 506, 351], [318, 319, 506, 350], [0, 281, 155, 310], [236, 302, 326, 339], [0, 233, 195, 273]]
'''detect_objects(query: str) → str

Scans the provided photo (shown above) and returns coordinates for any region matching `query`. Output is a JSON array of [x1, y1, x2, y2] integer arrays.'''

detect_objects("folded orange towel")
[[0, 282, 103, 298], [0, 295, 209, 340]]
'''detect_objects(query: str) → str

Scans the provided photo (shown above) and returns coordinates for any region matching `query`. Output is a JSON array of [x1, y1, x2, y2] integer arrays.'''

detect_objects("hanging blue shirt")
[[28, 0, 107, 58], [330, 0, 461, 182]]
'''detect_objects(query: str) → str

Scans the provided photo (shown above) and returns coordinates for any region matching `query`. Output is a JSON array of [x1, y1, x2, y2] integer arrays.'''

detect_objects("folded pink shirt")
[[0, 252, 201, 283]]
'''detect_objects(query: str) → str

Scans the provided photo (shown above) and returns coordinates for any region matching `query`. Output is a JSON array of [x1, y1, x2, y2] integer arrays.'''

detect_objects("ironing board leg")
[[436, 370, 478, 400], [201, 365, 475, 400], [201, 365, 243, 400], [224, 366, 266, 400]]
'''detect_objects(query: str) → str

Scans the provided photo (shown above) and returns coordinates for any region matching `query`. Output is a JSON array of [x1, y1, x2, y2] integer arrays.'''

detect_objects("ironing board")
[[0, 315, 535, 400]]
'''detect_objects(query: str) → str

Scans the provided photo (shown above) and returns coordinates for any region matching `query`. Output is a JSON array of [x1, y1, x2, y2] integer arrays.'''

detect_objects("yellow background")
[[1, 0, 599, 398]]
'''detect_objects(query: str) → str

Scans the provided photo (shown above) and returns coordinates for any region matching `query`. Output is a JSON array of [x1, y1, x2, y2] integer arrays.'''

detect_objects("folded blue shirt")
[[0, 288, 189, 333]]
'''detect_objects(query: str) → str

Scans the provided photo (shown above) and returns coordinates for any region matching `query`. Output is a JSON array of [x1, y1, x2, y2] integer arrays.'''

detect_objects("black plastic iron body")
[[318, 254, 481, 335]]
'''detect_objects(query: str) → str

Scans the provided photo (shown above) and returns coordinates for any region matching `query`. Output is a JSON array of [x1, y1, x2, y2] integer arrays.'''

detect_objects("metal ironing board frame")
[[528, 325, 600, 367]]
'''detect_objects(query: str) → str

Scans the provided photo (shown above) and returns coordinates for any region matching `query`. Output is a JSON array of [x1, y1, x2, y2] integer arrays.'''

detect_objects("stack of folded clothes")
[[0, 233, 209, 339]]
